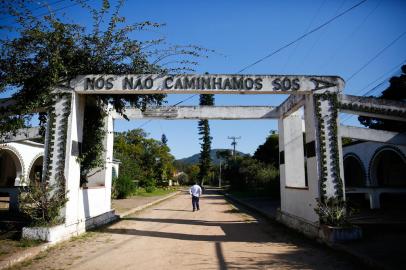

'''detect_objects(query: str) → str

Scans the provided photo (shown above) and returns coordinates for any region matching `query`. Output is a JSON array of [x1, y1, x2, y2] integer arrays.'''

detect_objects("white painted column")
[[310, 93, 344, 200], [103, 108, 114, 212], [42, 91, 84, 225], [279, 110, 319, 223], [369, 192, 381, 209], [63, 92, 85, 225]]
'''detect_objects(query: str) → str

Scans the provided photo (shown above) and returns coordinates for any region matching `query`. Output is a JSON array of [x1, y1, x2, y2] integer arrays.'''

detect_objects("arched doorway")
[[344, 154, 366, 187], [29, 155, 44, 183], [0, 148, 23, 187], [344, 153, 368, 209], [370, 147, 406, 210], [371, 147, 406, 187]]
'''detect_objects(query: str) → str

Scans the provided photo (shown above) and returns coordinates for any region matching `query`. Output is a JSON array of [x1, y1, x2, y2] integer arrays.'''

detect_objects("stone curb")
[[223, 192, 384, 270], [0, 190, 181, 270]]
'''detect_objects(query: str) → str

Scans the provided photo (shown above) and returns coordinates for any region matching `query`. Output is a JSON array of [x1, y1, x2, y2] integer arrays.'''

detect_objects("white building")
[[343, 141, 406, 209], [0, 140, 120, 214], [0, 140, 44, 210]]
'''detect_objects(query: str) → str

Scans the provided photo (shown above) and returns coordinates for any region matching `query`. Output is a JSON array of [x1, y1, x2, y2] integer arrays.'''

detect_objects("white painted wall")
[[279, 100, 319, 224], [278, 94, 339, 224], [343, 141, 406, 186], [0, 141, 44, 186], [63, 93, 113, 226]]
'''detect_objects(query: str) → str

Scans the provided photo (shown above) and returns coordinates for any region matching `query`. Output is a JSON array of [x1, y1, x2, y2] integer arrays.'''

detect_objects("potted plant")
[[315, 197, 362, 243]]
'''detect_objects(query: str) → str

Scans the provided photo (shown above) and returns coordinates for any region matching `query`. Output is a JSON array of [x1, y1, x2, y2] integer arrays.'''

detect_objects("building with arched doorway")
[[1, 140, 121, 212], [0, 140, 44, 210], [343, 141, 406, 210]]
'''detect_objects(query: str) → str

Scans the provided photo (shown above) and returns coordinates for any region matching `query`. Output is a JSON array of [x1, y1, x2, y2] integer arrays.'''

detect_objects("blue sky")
[[2, 0, 406, 159]]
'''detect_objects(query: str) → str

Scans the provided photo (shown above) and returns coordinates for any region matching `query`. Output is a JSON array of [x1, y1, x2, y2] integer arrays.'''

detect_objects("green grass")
[[132, 187, 177, 197], [69, 231, 97, 242], [16, 239, 43, 248]]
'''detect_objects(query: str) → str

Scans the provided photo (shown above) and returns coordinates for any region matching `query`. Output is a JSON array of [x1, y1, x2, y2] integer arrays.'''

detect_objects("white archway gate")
[[2, 73, 405, 241], [42, 74, 347, 240]]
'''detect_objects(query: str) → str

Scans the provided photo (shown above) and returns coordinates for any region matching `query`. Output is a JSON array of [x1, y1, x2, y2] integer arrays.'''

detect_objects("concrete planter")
[[22, 210, 117, 243], [319, 225, 362, 243], [22, 222, 86, 243]]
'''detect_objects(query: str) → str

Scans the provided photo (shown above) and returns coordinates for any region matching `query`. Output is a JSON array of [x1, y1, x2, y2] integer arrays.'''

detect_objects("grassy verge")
[[0, 238, 43, 260], [132, 187, 178, 197]]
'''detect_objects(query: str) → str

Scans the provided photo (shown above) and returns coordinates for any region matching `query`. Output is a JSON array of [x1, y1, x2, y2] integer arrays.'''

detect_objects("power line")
[[281, 0, 327, 73], [341, 80, 386, 123], [1, 0, 93, 24], [346, 30, 406, 82], [236, 0, 367, 73], [297, 0, 346, 71], [135, 94, 198, 129], [350, 58, 406, 96], [0, 0, 68, 20], [33, 0, 93, 18], [341, 61, 405, 124], [318, 0, 382, 72], [136, 1, 366, 130]]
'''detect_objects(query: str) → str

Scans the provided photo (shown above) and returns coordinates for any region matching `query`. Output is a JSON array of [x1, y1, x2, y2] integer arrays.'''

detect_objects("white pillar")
[[369, 192, 381, 209], [42, 91, 84, 225], [278, 110, 319, 223], [310, 93, 344, 200]]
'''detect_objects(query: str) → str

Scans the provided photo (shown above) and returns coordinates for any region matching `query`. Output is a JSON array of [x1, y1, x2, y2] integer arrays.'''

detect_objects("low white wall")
[[79, 187, 111, 219]]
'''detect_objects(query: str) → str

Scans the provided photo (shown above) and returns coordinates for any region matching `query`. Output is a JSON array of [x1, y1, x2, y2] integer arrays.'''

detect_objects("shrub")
[[314, 197, 355, 227], [19, 174, 68, 227], [112, 174, 136, 199], [145, 185, 156, 193]]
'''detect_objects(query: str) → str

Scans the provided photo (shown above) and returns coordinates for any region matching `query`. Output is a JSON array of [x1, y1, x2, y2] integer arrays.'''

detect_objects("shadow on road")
[[100, 188, 363, 270]]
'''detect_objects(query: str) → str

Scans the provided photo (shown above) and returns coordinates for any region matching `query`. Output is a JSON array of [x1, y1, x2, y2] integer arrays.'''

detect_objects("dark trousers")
[[192, 196, 200, 210]]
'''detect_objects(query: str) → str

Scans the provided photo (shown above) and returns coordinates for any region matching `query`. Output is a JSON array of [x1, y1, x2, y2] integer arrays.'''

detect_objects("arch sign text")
[[71, 74, 344, 94]]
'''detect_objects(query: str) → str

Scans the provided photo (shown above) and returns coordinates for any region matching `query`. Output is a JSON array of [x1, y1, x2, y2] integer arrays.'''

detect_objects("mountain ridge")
[[176, 149, 245, 165]]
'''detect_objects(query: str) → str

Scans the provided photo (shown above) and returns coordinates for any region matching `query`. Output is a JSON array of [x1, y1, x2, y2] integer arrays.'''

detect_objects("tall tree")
[[198, 94, 214, 184], [358, 65, 406, 132], [253, 131, 279, 166], [161, 133, 168, 145]]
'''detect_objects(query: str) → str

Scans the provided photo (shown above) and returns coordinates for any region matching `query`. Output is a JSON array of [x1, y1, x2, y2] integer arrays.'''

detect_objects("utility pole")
[[227, 136, 241, 159]]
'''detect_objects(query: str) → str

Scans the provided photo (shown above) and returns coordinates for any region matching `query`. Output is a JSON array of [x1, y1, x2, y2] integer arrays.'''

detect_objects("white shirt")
[[189, 184, 202, 197]]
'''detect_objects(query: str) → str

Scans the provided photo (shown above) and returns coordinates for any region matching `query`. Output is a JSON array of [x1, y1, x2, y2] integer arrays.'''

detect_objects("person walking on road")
[[189, 183, 202, 211]]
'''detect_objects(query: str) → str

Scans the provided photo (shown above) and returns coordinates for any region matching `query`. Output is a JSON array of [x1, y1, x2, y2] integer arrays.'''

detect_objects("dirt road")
[[12, 189, 363, 270]]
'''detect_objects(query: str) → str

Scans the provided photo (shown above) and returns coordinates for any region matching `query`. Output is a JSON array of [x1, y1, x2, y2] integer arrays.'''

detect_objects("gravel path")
[[10, 189, 364, 270]]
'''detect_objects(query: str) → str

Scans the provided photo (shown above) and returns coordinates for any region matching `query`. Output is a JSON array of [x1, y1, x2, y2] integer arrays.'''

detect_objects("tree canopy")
[[114, 129, 175, 187], [358, 65, 406, 132], [0, 0, 211, 136], [0, 0, 212, 179], [253, 131, 279, 167]]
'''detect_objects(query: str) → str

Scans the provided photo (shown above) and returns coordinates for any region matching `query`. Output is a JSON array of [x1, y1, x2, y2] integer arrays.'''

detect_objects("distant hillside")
[[177, 149, 246, 165]]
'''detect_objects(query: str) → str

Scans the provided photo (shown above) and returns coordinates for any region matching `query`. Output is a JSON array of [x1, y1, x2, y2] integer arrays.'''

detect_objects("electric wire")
[[296, 0, 347, 71], [341, 60, 406, 123], [346, 30, 406, 82], [1, 0, 93, 24], [236, 0, 367, 73], [318, 0, 382, 72], [281, 0, 327, 73], [136, 0, 367, 130]]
